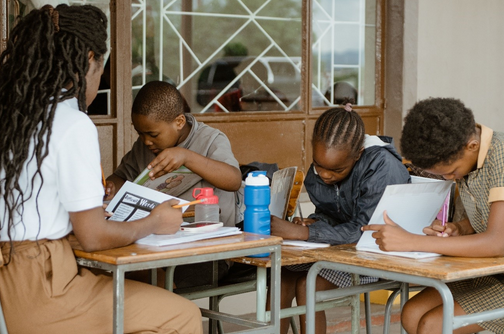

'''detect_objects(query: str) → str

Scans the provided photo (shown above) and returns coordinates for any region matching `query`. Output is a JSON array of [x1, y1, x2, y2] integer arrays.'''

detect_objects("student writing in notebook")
[[269, 100, 411, 334], [363, 97, 504, 334], [0, 5, 202, 333], [105, 81, 242, 288]]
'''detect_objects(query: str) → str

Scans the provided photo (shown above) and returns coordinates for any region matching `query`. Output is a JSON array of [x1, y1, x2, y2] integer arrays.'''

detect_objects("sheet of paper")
[[136, 227, 242, 246], [282, 240, 330, 248], [356, 178, 453, 259], [106, 181, 189, 222]]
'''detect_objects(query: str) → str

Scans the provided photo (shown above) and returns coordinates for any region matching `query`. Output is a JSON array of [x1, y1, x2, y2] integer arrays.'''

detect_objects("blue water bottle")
[[244, 171, 271, 257]]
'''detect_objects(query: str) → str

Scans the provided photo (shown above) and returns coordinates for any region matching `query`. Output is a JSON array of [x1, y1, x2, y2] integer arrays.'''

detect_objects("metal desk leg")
[[112, 267, 125, 334], [306, 261, 322, 334], [350, 274, 361, 334], [256, 267, 268, 322], [364, 292, 371, 334], [400, 283, 409, 334], [209, 261, 219, 334], [270, 245, 282, 334], [435, 281, 455, 333], [165, 266, 176, 292]]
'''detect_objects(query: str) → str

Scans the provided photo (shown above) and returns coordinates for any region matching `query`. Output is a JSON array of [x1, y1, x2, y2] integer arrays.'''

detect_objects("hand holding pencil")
[[172, 198, 207, 209]]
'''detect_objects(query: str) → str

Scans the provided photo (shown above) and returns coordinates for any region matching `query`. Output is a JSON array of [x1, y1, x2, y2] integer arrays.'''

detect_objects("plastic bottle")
[[244, 171, 271, 257], [192, 188, 220, 222]]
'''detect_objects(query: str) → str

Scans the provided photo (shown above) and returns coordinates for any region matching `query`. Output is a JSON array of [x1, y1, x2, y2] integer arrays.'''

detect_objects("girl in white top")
[[0, 4, 202, 333]]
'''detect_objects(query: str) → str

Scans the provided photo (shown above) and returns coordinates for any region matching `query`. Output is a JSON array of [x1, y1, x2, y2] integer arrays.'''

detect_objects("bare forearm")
[[409, 233, 504, 257], [72, 214, 157, 251], [106, 174, 126, 191], [70, 202, 182, 252], [183, 151, 242, 191]]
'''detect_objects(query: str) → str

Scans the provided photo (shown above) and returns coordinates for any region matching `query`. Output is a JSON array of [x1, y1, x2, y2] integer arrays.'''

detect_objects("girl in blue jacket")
[[271, 100, 410, 334]]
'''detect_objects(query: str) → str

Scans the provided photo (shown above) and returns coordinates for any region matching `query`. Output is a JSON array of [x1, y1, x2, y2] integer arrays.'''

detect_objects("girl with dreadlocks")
[[270, 100, 410, 334], [0, 5, 202, 333]]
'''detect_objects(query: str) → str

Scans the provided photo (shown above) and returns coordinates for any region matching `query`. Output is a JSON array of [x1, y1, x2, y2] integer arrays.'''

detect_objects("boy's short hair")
[[400, 97, 476, 169], [132, 81, 185, 122]]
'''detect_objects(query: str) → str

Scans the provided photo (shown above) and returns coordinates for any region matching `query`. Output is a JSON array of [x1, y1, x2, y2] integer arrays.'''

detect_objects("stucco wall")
[[416, 0, 504, 130]]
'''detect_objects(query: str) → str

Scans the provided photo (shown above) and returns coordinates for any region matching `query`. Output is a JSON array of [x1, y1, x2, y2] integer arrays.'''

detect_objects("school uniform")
[[448, 124, 504, 333], [113, 113, 239, 288], [0, 98, 202, 334], [113, 113, 240, 228], [287, 135, 411, 287]]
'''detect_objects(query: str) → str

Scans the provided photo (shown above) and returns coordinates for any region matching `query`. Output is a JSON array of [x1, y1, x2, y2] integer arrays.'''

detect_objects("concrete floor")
[[202, 301, 403, 334], [202, 300, 494, 334]]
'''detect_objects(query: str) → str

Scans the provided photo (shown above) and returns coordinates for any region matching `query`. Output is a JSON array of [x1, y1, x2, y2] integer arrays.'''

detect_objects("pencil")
[[101, 164, 108, 201], [297, 199, 304, 221], [101, 165, 107, 188], [442, 204, 446, 227], [172, 198, 206, 209]]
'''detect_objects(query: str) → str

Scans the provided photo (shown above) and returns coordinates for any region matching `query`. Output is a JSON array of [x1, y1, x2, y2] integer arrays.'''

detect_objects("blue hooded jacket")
[[305, 135, 411, 245]]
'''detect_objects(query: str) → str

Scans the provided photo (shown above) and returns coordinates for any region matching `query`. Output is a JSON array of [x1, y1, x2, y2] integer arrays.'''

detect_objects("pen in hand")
[[297, 199, 305, 225], [172, 198, 207, 209], [441, 204, 447, 236]]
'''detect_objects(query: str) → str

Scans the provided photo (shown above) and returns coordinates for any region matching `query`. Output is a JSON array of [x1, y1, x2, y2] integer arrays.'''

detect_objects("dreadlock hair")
[[0, 4, 107, 259], [312, 98, 365, 158], [132, 81, 185, 122], [400, 97, 476, 169]]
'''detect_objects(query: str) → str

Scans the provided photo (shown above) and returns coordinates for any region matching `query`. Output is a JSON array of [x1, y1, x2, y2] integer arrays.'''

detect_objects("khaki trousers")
[[0, 238, 203, 334]]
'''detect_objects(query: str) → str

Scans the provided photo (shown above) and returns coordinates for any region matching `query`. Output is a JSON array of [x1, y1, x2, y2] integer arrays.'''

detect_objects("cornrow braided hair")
[[312, 98, 365, 157], [0, 4, 107, 263]]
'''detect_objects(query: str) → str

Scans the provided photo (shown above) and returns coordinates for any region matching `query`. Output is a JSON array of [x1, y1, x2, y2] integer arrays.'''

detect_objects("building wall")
[[415, 0, 504, 130]]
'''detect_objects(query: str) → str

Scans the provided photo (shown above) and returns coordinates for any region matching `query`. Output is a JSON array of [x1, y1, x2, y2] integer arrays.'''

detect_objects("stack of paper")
[[282, 240, 330, 248], [136, 227, 242, 246], [356, 177, 453, 259]]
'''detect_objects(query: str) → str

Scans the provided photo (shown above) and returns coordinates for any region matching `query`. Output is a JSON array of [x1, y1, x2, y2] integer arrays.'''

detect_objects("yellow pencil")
[[172, 198, 206, 209]]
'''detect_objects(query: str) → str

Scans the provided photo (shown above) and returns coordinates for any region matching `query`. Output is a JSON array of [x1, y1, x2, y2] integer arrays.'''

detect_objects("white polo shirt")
[[0, 98, 104, 241]]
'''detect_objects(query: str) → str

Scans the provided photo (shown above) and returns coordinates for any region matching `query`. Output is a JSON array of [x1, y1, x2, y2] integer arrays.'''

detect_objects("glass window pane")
[[131, 0, 302, 113], [312, 0, 376, 107], [72, 1, 111, 116]]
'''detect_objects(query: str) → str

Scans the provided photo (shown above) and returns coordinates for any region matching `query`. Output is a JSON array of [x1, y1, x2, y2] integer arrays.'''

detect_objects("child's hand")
[[147, 147, 187, 179], [292, 217, 316, 226], [361, 211, 413, 252], [150, 199, 183, 235], [423, 220, 459, 237], [102, 203, 112, 218], [271, 215, 309, 240], [104, 180, 116, 201]]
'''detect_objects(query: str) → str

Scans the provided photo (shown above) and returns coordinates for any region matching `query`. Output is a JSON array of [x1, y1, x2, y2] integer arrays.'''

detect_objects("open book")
[[270, 166, 298, 220], [106, 181, 189, 222], [133, 165, 202, 197], [106, 181, 241, 246], [356, 177, 453, 259]]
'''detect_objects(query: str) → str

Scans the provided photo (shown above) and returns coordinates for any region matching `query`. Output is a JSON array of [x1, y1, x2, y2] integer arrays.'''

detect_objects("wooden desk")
[[304, 245, 504, 334], [230, 246, 398, 334], [71, 233, 282, 334], [229, 246, 323, 323]]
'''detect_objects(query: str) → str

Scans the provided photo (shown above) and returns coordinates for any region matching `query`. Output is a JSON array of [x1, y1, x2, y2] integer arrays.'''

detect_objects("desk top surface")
[[304, 244, 504, 282], [230, 245, 319, 268], [71, 233, 282, 265]]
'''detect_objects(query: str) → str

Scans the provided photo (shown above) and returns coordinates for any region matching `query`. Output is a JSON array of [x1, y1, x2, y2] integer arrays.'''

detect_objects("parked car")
[[196, 57, 244, 107], [234, 56, 301, 111]]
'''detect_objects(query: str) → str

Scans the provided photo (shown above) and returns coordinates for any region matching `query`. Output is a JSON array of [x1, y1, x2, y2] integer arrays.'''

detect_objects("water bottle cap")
[[245, 171, 270, 186], [192, 187, 219, 204]]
